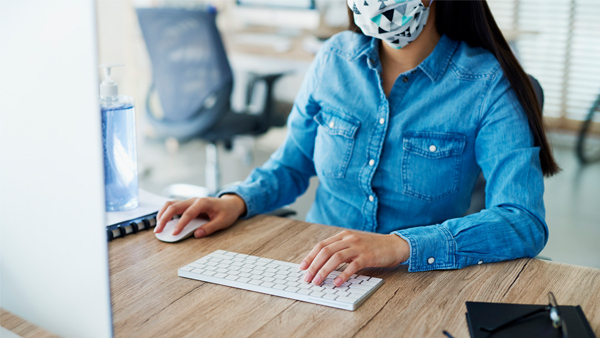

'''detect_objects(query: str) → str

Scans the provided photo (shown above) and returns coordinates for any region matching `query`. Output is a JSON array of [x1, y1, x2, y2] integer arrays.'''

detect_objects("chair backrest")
[[136, 8, 233, 139]]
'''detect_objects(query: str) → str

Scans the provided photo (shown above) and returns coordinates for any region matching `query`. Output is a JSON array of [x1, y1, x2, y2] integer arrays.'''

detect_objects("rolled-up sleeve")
[[393, 70, 548, 272], [217, 51, 328, 218]]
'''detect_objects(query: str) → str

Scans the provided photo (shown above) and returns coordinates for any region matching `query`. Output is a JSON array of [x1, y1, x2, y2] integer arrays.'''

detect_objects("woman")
[[155, 0, 559, 287]]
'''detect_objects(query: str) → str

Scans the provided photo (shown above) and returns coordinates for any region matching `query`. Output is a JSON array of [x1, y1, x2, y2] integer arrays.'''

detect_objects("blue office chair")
[[136, 7, 287, 196], [465, 75, 545, 215]]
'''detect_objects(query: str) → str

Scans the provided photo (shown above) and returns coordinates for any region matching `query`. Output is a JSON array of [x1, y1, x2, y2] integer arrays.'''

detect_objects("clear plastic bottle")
[[99, 64, 139, 211]]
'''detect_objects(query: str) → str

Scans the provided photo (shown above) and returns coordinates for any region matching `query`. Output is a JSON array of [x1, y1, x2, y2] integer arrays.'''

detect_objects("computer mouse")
[[155, 218, 208, 243]]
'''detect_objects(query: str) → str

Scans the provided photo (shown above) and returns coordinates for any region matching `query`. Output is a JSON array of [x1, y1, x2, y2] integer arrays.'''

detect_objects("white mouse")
[[155, 218, 208, 243]]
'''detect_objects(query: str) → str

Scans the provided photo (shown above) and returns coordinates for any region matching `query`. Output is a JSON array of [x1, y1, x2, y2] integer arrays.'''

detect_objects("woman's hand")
[[154, 194, 246, 238], [299, 230, 410, 286]]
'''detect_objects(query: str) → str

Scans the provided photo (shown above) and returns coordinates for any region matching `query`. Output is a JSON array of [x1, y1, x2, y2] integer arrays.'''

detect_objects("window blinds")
[[488, 0, 600, 125]]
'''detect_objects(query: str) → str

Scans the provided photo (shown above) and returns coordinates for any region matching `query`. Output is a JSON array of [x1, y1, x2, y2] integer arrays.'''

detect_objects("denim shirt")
[[219, 32, 548, 272]]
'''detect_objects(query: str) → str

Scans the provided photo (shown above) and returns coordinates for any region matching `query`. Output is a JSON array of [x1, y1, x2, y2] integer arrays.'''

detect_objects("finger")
[[194, 214, 229, 238], [155, 201, 177, 233], [332, 260, 363, 286], [171, 199, 207, 236], [156, 200, 192, 233], [157, 200, 175, 222], [299, 231, 347, 270], [312, 248, 356, 285], [303, 240, 350, 284]]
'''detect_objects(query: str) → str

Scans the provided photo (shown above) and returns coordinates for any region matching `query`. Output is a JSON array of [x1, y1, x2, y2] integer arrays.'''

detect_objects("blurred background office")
[[96, 0, 600, 268]]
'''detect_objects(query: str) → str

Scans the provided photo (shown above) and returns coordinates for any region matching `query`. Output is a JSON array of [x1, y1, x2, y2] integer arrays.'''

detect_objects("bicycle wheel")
[[576, 93, 600, 164]]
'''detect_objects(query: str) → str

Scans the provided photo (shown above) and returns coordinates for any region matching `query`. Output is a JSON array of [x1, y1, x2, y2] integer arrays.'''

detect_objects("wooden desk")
[[109, 215, 600, 337]]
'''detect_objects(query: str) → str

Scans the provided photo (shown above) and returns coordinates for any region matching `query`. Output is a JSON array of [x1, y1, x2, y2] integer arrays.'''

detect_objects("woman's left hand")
[[299, 230, 411, 286]]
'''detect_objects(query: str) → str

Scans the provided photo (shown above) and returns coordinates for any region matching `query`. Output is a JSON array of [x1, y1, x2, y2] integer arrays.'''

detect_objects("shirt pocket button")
[[429, 145, 437, 152]]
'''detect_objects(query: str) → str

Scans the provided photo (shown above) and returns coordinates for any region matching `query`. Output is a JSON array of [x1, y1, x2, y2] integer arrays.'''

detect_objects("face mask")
[[348, 0, 432, 49]]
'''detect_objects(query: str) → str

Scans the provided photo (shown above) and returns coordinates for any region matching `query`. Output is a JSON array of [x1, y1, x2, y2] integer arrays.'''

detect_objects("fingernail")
[[299, 261, 308, 270], [313, 275, 323, 285], [303, 273, 313, 283], [334, 277, 342, 286], [195, 228, 206, 238]]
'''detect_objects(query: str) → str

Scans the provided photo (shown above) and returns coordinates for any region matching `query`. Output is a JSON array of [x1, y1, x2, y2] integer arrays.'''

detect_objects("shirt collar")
[[418, 34, 459, 82], [358, 34, 459, 82]]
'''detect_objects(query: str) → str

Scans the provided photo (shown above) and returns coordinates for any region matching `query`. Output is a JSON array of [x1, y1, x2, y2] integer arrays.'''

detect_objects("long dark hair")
[[348, 1, 560, 176]]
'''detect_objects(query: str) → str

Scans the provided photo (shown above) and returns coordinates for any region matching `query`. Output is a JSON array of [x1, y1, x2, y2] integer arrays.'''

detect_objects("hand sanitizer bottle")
[[99, 64, 139, 211]]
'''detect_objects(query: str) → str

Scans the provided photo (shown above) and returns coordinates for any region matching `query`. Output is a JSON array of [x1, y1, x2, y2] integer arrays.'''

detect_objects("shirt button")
[[429, 145, 437, 152], [379, 118, 385, 125], [403, 77, 409, 83], [369, 159, 375, 166], [427, 257, 435, 264], [478, 260, 483, 265], [369, 195, 374, 202], [329, 121, 335, 128]]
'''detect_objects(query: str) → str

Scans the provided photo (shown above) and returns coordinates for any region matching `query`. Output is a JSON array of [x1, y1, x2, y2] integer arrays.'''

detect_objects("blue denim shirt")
[[219, 32, 548, 272]]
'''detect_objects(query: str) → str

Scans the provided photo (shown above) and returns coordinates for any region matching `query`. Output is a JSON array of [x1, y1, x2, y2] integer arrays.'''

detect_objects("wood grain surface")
[[106, 215, 600, 338], [0, 309, 58, 338]]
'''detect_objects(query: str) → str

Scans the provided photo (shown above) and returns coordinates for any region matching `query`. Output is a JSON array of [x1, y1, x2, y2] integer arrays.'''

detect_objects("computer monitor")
[[0, 1, 113, 337], [235, 0, 320, 30]]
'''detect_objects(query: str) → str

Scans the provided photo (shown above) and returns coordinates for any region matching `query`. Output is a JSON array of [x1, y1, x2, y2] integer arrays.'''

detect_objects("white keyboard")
[[178, 250, 384, 311]]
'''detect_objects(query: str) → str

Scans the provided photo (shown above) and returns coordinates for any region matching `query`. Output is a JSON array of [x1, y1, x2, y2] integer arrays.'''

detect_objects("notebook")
[[105, 189, 172, 241], [466, 301, 596, 338]]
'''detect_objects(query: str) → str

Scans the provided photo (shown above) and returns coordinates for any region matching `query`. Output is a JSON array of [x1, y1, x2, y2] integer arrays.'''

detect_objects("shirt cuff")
[[216, 185, 257, 219], [392, 225, 457, 272]]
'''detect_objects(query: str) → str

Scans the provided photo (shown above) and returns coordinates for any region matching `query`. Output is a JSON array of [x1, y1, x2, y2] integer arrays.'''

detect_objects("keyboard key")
[[285, 286, 299, 293], [336, 296, 355, 303], [273, 284, 286, 290], [347, 293, 362, 299], [311, 291, 325, 298], [248, 279, 262, 285], [214, 273, 227, 278], [261, 282, 275, 288], [360, 281, 379, 287], [237, 277, 250, 283], [298, 289, 311, 295], [323, 294, 338, 300]]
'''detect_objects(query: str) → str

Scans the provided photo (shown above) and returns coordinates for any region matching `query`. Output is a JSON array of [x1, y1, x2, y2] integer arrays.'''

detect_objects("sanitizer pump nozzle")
[[99, 63, 124, 99]]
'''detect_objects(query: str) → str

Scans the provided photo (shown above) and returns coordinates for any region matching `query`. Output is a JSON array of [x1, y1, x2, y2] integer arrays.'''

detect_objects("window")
[[488, 0, 600, 132]]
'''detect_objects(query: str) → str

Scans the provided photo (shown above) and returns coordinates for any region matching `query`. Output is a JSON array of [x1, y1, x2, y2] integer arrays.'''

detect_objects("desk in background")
[[108, 216, 600, 337]]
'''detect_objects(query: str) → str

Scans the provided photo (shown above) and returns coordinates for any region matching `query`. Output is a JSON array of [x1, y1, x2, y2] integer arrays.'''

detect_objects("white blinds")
[[488, 0, 600, 122]]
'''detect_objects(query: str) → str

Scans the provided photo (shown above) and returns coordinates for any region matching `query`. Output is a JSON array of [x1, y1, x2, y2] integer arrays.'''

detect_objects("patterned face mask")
[[348, 0, 432, 49]]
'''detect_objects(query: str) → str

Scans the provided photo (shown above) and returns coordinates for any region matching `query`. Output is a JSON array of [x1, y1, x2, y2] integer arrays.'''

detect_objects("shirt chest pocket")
[[313, 109, 360, 179], [402, 132, 466, 201]]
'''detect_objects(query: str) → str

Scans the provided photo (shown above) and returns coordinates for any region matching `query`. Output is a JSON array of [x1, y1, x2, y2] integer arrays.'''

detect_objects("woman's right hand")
[[154, 194, 247, 238]]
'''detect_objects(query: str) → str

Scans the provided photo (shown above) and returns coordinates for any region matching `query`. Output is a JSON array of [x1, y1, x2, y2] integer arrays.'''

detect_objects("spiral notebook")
[[105, 189, 172, 241]]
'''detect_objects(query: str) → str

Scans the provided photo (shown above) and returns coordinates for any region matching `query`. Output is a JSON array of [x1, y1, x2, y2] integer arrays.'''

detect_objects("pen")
[[442, 330, 455, 338]]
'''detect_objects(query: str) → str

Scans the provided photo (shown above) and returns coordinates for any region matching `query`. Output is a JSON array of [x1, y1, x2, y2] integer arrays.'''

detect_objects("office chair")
[[136, 7, 288, 200], [464, 75, 545, 215]]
